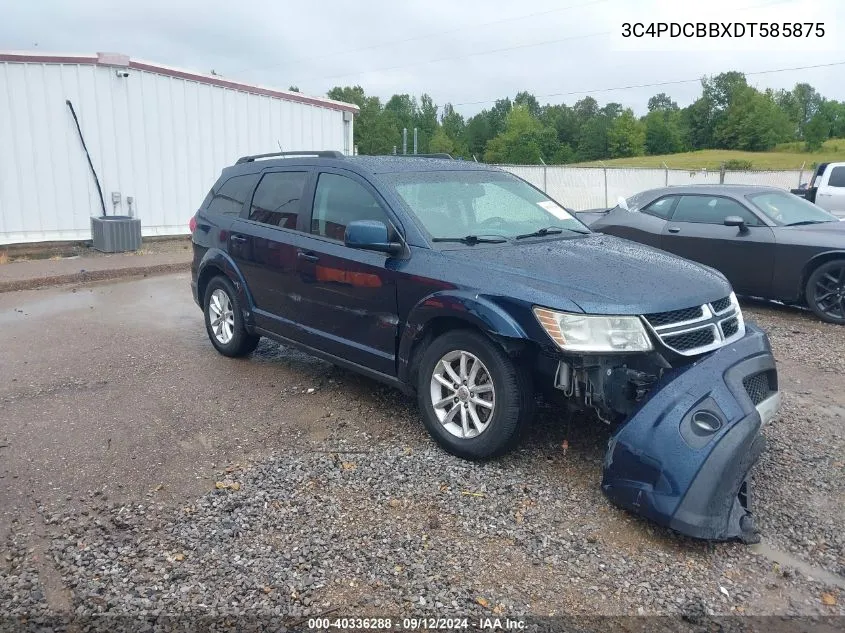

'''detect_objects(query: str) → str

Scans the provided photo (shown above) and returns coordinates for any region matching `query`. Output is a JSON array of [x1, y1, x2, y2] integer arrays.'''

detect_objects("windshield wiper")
[[785, 220, 832, 226], [515, 226, 589, 239], [432, 235, 509, 245]]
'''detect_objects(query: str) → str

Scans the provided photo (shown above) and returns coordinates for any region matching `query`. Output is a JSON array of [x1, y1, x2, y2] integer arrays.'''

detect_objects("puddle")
[[751, 540, 845, 589]]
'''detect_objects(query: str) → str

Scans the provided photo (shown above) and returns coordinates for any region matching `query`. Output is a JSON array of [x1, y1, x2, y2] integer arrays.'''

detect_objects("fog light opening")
[[691, 410, 722, 435]]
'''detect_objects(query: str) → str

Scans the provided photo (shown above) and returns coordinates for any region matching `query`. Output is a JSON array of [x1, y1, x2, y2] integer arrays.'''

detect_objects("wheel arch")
[[196, 248, 255, 323], [800, 250, 845, 300], [398, 291, 537, 388]]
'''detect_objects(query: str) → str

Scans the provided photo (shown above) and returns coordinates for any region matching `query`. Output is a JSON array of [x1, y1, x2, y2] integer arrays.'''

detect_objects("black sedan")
[[584, 185, 845, 324]]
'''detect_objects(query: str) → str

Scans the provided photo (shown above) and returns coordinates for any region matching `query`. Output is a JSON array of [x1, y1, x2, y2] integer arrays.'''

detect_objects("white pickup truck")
[[790, 162, 845, 218]]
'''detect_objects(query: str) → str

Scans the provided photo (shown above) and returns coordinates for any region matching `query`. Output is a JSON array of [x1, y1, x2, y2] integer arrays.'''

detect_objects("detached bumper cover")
[[601, 323, 779, 542]]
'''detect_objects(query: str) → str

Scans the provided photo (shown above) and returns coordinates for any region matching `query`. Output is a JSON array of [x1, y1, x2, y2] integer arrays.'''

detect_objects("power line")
[[295, 31, 611, 84], [451, 61, 845, 107], [230, 0, 610, 75]]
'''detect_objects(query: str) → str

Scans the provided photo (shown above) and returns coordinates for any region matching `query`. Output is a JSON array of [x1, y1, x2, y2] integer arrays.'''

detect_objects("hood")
[[440, 234, 732, 315], [777, 221, 845, 248]]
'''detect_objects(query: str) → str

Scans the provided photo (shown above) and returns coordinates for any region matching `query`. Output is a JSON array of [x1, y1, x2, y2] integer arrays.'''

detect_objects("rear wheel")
[[417, 330, 533, 459], [806, 260, 845, 325], [203, 276, 260, 356]]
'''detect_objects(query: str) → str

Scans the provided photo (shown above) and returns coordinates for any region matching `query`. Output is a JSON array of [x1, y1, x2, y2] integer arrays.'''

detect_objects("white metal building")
[[0, 51, 358, 245]]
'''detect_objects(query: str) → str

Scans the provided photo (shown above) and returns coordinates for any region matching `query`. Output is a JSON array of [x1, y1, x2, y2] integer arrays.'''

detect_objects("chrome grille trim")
[[642, 295, 745, 356]]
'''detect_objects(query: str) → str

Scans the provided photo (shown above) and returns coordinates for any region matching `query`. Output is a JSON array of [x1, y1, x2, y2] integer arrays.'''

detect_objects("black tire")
[[416, 330, 533, 460], [805, 259, 845, 325], [203, 276, 260, 356]]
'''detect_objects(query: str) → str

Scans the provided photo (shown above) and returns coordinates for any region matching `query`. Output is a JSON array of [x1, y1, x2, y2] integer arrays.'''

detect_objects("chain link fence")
[[497, 164, 806, 210]]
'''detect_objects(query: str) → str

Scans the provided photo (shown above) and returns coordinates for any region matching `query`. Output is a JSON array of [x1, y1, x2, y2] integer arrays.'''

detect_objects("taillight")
[[189, 216, 197, 233]]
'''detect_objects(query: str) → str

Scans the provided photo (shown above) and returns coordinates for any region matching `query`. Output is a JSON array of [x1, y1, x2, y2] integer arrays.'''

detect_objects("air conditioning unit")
[[91, 215, 142, 252]]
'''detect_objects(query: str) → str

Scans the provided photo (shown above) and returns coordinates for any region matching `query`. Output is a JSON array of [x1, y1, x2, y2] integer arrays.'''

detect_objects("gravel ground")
[[1, 282, 844, 627]]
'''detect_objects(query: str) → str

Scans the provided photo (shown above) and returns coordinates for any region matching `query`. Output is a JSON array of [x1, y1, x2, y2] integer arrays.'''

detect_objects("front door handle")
[[230, 234, 247, 243], [668, 226, 681, 233], [297, 251, 320, 263]]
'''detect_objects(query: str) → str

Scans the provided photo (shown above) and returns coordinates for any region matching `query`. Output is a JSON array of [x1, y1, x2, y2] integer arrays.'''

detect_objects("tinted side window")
[[248, 172, 308, 228], [642, 196, 676, 219], [827, 166, 845, 187], [206, 174, 258, 216], [672, 196, 760, 226], [312, 173, 387, 240]]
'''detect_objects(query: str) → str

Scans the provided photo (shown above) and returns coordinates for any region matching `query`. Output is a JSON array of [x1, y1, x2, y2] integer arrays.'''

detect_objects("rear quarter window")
[[827, 166, 845, 188], [205, 174, 259, 216]]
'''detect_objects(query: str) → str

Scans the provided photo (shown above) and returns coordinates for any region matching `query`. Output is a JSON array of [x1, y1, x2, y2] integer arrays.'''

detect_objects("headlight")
[[533, 307, 653, 352]]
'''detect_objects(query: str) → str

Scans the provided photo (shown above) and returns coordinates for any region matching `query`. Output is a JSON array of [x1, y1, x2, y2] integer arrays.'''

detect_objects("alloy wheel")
[[429, 350, 496, 439], [209, 288, 235, 344], [814, 264, 845, 320]]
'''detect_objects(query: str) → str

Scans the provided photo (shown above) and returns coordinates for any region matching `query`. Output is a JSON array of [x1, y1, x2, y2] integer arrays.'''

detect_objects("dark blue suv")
[[190, 151, 781, 542]]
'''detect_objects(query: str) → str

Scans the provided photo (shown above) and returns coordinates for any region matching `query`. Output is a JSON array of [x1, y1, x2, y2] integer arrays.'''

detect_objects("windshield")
[[387, 170, 588, 240], [747, 191, 838, 225]]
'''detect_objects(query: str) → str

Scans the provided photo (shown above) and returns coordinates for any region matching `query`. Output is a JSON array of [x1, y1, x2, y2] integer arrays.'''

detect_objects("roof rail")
[[235, 150, 345, 164], [389, 153, 453, 159]]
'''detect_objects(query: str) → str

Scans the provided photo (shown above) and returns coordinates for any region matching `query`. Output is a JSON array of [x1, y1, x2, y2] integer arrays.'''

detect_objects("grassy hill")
[[576, 138, 845, 170]]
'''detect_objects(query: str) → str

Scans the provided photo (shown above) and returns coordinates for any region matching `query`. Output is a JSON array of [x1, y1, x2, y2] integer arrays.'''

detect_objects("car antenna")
[[277, 140, 283, 151]]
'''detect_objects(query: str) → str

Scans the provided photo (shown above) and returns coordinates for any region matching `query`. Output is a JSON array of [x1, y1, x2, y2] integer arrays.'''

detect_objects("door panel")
[[659, 195, 775, 296], [295, 236, 399, 374], [227, 169, 312, 339], [293, 170, 401, 375]]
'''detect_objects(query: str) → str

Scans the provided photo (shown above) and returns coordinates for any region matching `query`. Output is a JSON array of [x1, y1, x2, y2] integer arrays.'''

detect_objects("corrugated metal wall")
[[0, 60, 354, 244]]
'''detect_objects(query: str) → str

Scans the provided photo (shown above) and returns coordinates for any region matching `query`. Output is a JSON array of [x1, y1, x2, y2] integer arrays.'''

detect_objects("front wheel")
[[203, 276, 260, 356], [806, 260, 845, 325], [416, 330, 533, 459]]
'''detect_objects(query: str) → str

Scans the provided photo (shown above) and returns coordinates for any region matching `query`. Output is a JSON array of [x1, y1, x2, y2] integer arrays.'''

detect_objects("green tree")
[[647, 92, 678, 113], [576, 115, 611, 161], [440, 103, 467, 157], [608, 109, 645, 158], [483, 105, 558, 164], [645, 110, 682, 155], [715, 87, 790, 150], [514, 91, 541, 117], [429, 127, 455, 154], [327, 85, 399, 155], [464, 114, 493, 159], [804, 113, 829, 151]]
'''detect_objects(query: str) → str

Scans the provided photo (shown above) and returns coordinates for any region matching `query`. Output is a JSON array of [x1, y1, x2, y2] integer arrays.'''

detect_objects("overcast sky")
[[3, 0, 843, 116]]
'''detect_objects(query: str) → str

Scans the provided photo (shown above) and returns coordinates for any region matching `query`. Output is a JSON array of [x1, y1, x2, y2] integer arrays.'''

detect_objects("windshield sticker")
[[537, 200, 573, 220]]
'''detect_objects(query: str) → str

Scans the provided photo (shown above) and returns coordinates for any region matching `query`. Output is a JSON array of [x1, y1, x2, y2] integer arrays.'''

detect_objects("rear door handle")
[[297, 251, 320, 263], [230, 234, 247, 243], [668, 226, 680, 233]]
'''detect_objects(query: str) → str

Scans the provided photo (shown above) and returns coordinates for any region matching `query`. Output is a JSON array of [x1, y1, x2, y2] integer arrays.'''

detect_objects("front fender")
[[397, 291, 530, 383], [196, 249, 256, 327]]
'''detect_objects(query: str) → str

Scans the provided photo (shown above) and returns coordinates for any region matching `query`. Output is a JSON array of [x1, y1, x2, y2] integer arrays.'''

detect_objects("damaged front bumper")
[[601, 323, 780, 543]]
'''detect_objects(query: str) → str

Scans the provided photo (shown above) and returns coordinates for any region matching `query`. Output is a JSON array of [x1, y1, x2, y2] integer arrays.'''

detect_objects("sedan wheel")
[[807, 260, 845, 324], [430, 350, 495, 439]]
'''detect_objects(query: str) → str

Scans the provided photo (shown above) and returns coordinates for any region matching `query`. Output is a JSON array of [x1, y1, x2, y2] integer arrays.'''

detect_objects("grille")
[[743, 372, 773, 406], [721, 316, 739, 338], [711, 296, 732, 313], [645, 306, 704, 327], [662, 327, 716, 351]]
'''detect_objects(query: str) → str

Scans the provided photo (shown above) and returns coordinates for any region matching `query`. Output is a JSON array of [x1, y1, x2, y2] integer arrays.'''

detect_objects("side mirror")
[[724, 216, 748, 231], [344, 220, 403, 255]]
